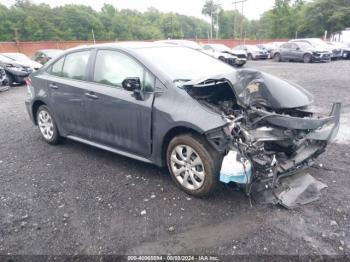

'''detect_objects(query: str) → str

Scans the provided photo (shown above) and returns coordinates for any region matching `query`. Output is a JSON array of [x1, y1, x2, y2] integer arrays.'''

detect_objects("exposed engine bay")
[[183, 69, 341, 208]]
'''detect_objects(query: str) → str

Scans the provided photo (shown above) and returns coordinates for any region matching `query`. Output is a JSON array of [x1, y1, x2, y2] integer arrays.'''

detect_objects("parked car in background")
[[32, 49, 63, 65], [0, 54, 32, 86], [256, 43, 275, 58], [289, 38, 339, 60], [0, 65, 9, 92], [202, 43, 247, 67], [155, 40, 238, 67], [1, 52, 42, 70], [273, 42, 331, 63], [327, 42, 350, 59], [233, 45, 269, 60], [25, 42, 340, 207]]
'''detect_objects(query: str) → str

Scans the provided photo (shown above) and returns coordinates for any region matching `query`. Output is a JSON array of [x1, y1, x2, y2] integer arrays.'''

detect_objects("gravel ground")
[[0, 60, 349, 257]]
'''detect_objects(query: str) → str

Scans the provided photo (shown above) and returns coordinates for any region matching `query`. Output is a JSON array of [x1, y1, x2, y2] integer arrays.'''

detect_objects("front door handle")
[[49, 83, 58, 89], [85, 92, 98, 100]]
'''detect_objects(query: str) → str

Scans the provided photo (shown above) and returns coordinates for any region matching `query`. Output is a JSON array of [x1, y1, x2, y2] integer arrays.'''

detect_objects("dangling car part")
[[0, 54, 32, 86], [183, 69, 341, 208]]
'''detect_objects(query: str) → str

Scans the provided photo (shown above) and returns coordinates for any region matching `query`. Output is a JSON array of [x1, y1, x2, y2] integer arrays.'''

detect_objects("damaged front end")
[[183, 70, 341, 208]]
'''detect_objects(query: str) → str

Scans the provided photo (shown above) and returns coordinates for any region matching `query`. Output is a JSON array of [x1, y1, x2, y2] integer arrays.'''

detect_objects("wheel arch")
[[160, 126, 203, 166], [32, 100, 47, 125]]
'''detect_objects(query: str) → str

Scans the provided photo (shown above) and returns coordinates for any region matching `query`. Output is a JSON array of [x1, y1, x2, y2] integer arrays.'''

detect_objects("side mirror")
[[122, 77, 141, 92]]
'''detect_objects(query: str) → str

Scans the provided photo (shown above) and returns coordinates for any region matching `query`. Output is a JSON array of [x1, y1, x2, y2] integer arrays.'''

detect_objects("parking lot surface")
[[0, 60, 349, 255]]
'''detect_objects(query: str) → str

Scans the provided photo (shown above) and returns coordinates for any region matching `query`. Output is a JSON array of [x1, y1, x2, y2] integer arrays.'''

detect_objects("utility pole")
[[232, 0, 247, 45], [210, 11, 213, 39], [216, 12, 219, 39], [91, 29, 96, 44]]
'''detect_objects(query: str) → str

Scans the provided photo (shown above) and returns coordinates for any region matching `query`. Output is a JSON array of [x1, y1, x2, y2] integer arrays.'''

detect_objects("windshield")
[[296, 42, 313, 49], [0, 54, 13, 63], [247, 45, 261, 51], [211, 44, 231, 52], [179, 41, 203, 50], [2, 53, 32, 63], [308, 39, 328, 47], [44, 50, 63, 58], [136, 46, 235, 81]]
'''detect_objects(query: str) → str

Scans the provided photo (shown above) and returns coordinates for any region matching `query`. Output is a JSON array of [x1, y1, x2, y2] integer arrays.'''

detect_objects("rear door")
[[84, 49, 155, 157], [46, 50, 92, 138]]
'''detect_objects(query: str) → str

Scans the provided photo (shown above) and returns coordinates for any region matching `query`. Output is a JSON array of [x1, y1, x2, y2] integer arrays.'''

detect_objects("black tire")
[[303, 53, 312, 63], [274, 53, 281, 62], [218, 56, 226, 62], [166, 133, 222, 197], [36, 105, 62, 145], [247, 53, 253, 60], [6, 73, 14, 87]]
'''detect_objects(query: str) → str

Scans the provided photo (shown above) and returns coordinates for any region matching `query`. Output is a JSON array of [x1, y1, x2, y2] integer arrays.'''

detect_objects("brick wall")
[[0, 39, 289, 56], [0, 41, 112, 56]]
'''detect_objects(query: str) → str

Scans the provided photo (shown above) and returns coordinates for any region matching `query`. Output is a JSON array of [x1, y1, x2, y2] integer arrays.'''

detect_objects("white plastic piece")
[[219, 150, 252, 184]]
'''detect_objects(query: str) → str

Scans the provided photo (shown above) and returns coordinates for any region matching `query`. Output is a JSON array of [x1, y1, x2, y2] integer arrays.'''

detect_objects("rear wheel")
[[247, 53, 253, 60], [36, 105, 62, 144], [303, 53, 312, 63], [166, 133, 222, 197]]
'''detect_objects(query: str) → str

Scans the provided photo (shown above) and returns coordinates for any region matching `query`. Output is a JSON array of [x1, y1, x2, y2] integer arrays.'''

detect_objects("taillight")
[[25, 78, 32, 86]]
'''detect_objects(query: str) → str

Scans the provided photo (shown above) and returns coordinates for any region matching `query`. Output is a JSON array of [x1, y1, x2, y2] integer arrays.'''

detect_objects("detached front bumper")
[[312, 53, 331, 62]]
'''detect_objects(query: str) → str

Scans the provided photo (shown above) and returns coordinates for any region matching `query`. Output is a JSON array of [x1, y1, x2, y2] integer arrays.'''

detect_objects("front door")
[[85, 49, 155, 157]]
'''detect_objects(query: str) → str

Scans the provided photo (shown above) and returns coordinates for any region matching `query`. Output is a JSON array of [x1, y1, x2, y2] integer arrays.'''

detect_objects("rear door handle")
[[49, 83, 58, 89], [85, 92, 98, 100]]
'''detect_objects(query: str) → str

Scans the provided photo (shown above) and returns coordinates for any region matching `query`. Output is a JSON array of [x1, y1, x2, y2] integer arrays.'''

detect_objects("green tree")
[[202, 0, 220, 39]]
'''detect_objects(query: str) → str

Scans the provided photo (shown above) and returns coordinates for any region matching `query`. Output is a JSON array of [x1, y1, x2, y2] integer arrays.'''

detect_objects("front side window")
[[62, 51, 90, 80], [93, 50, 154, 91]]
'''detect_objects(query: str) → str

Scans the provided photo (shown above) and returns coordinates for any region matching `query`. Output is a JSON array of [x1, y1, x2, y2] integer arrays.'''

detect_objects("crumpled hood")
[[184, 69, 314, 110]]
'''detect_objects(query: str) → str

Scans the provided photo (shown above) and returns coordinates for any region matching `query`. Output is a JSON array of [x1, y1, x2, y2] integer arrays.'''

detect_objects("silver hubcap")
[[38, 110, 54, 140], [170, 145, 205, 191]]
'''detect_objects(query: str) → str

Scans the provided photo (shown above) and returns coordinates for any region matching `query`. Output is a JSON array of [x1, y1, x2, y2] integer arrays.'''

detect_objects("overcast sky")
[[3, 0, 276, 20]]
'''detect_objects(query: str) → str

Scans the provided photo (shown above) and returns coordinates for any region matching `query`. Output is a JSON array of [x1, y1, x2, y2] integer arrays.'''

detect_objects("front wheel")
[[303, 53, 312, 63], [6, 73, 14, 87], [274, 53, 281, 62], [166, 133, 222, 197], [36, 105, 62, 144]]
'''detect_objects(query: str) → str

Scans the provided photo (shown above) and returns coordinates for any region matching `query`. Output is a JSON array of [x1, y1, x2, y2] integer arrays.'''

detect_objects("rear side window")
[[62, 51, 90, 80], [93, 50, 154, 91], [50, 57, 64, 76], [281, 43, 291, 49]]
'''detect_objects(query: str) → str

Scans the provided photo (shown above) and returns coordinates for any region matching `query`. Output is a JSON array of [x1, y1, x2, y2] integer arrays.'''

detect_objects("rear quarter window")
[[61, 51, 90, 80], [50, 56, 65, 77]]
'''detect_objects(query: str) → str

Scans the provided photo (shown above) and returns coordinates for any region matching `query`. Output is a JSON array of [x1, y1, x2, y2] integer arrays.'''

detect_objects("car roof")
[[1, 52, 25, 55], [64, 42, 177, 53], [37, 49, 64, 52]]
